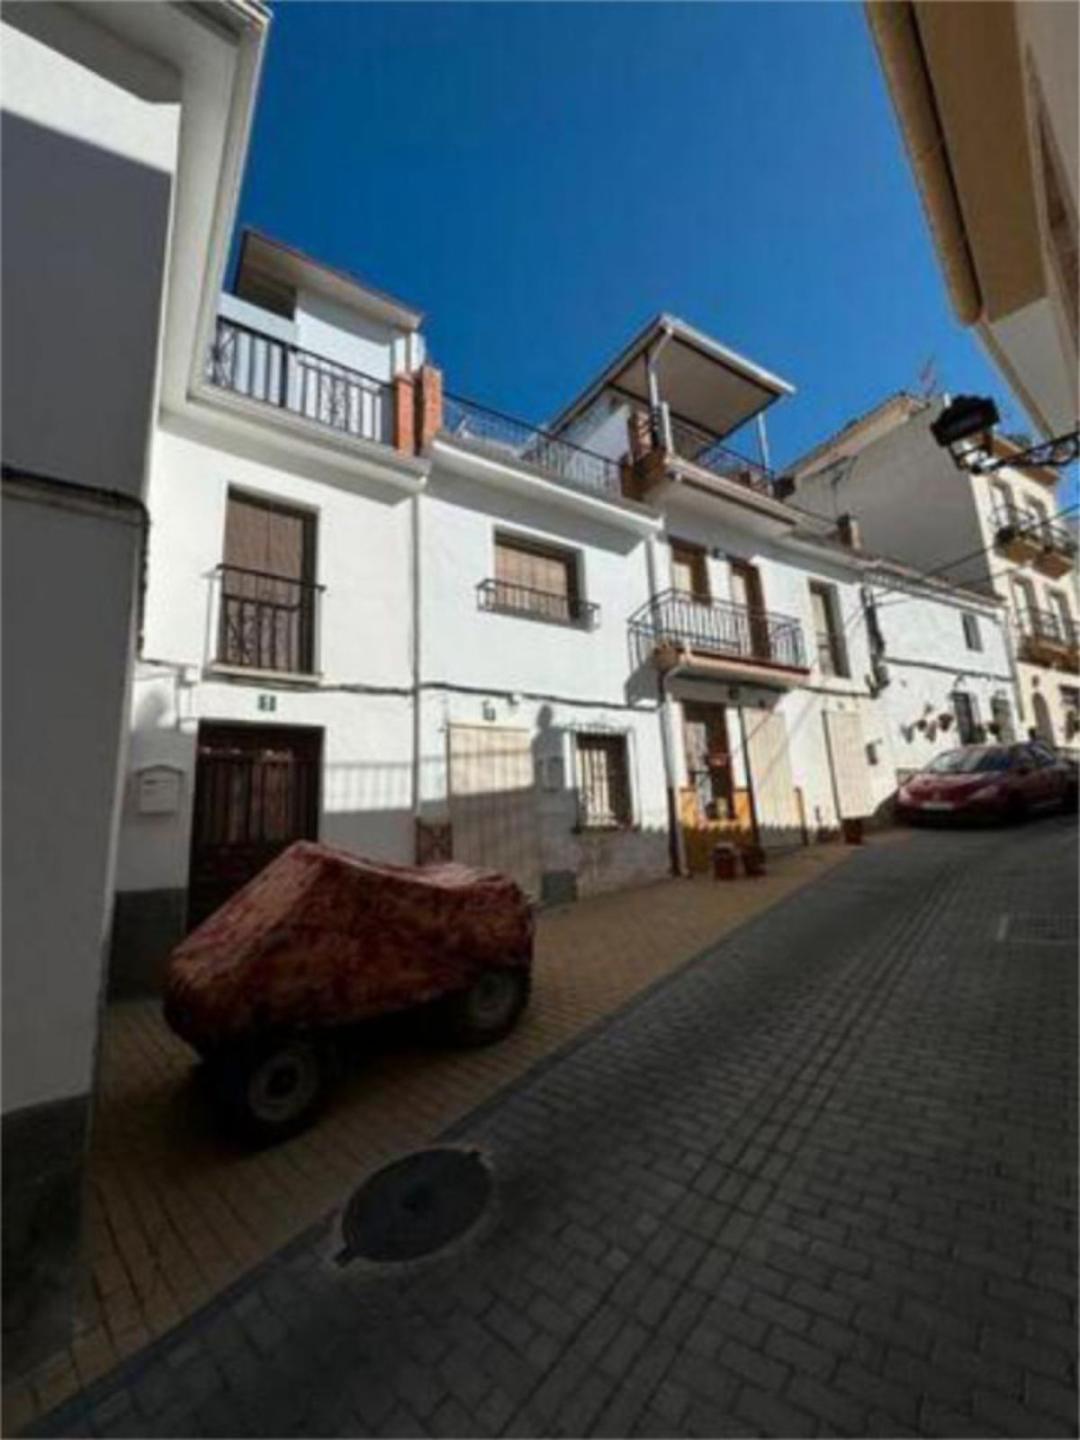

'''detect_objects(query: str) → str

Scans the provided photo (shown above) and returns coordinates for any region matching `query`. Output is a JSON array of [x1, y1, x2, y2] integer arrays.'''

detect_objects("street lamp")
[[931, 393, 1080, 474]]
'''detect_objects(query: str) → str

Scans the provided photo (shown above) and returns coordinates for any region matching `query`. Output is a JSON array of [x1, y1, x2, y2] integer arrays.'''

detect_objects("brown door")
[[187, 723, 322, 928], [683, 703, 736, 822], [730, 559, 770, 660]]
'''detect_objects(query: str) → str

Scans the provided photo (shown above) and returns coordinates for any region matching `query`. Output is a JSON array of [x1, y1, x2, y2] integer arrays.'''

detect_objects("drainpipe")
[[410, 490, 422, 851], [647, 532, 687, 878]]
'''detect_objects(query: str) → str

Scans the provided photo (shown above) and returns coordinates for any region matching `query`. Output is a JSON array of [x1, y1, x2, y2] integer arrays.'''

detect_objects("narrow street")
[[36, 820, 1078, 1439]]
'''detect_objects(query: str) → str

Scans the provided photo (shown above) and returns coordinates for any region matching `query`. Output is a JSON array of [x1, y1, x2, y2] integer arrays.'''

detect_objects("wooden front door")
[[187, 723, 322, 928], [730, 559, 770, 660], [679, 702, 752, 870]]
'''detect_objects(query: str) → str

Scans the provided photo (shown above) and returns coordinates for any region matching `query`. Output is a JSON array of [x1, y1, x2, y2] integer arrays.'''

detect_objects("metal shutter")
[[448, 726, 540, 898]]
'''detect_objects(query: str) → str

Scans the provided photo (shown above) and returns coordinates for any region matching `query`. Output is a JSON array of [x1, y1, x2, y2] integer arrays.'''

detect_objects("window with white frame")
[[962, 612, 983, 651], [575, 732, 633, 829]]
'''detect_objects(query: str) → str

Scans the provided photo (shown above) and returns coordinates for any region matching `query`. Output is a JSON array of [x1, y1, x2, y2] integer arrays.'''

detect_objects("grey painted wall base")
[[109, 888, 187, 997], [2, 1094, 89, 1378], [541, 870, 578, 906]]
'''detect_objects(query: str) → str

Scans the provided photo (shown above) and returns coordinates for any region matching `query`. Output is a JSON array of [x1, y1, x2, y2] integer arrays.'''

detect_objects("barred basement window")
[[576, 733, 632, 829]]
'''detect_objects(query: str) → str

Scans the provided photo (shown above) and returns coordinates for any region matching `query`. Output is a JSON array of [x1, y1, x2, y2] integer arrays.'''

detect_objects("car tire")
[[214, 1034, 328, 1145], [439, 967, 531, 1048]]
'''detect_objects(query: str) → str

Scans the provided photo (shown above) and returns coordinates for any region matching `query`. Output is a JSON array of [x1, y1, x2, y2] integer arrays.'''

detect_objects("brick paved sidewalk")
[[4, 841, 860, 1431], [24, 819, 1079, 1439]]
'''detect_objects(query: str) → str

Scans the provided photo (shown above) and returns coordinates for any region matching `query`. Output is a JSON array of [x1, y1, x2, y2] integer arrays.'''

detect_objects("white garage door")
[[448, 725, 540, 897], [823, 710, 875, 819], [743, 708, 802, 848]]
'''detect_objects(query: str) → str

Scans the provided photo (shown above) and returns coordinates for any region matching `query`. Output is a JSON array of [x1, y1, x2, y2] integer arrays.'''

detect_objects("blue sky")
[[235, 1, 1029, 470]]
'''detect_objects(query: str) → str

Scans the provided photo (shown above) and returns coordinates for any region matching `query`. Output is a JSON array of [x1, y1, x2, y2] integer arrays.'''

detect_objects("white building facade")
[[112, 279, 1022, 1006], [792, 394, 1078, 750]]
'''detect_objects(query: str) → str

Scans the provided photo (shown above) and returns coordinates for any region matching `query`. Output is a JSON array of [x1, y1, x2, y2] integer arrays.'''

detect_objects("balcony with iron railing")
[[441, 393, 624, 502], [1015, 607, 1079, 669], [207, 315, 395, 447], [630, 588, 807, 679], [992, 503, 1078, 577], [665, 415, 778, 498], [215, 564, 324, 676], [476, 578, 600, 629]]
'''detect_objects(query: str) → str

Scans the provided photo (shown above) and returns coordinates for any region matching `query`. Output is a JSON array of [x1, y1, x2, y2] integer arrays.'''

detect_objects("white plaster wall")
[[416, 688, 670, 897], [142, 424, 414, 689], [1, 21, 180, 498], [420, 466, 653, 704], [794, 407, 991, 595], [2, 491, 142, 1112], [294, 289, 402, 382], [116, 670, 414, 895]]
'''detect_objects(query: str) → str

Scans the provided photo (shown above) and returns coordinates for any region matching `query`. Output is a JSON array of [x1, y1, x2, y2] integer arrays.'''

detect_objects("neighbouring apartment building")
[[790, 392, 1079, 749], [110, 246, 1018, 997], [1, 0, 269, 1372]]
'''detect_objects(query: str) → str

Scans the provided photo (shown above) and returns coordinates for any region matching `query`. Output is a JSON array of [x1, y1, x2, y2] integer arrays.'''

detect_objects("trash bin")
[[712, 844, 738, 880]]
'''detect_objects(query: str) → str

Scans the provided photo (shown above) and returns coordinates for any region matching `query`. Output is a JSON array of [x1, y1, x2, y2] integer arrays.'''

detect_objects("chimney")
[[393, 374, 416, 455], [415, 364, 443, 453], [836, 513, 861, 549]]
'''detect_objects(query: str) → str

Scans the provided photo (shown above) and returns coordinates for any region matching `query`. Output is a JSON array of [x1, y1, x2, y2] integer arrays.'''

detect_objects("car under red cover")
[[164, 840, 533, 1141]]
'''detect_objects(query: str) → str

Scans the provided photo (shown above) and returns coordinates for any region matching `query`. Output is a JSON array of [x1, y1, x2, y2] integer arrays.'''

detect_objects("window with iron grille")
[[490, 533, 583, 624], [575, 733, 633, 829], [218, 491, 318, 674], [962, 612, 983, 651]]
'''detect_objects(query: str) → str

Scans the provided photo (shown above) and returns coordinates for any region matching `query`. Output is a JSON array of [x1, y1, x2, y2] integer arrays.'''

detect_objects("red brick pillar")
[[415, 364, 443, 453], [393, 374, 417, 455]]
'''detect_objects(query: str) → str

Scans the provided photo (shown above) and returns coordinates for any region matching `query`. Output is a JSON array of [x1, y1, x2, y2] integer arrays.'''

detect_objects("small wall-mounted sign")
[[135, 765, 183, 815], [258, 693, 277, 713]]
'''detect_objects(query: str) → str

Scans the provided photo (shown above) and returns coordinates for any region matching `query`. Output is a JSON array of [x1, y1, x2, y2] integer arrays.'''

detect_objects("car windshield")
[[924, 747, 1013, 775]]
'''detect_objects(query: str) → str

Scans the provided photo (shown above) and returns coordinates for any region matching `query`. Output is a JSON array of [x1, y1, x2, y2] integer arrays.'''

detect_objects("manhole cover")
[[338, 1148, 492, 1265]]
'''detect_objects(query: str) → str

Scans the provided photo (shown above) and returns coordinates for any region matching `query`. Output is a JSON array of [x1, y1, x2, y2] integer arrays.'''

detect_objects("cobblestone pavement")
[[32, 820, 1079, 1438], [5, 845, 855, 1429]]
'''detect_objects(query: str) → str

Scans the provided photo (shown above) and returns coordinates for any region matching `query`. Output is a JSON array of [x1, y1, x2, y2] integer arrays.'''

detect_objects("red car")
[[165, 841, 533, 1142], [896, 741, 1077, 825]]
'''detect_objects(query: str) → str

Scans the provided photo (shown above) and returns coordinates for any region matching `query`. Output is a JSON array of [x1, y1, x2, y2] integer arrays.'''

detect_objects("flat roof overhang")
[[550, 315, 795, 442], [235, 228, 424, 332]]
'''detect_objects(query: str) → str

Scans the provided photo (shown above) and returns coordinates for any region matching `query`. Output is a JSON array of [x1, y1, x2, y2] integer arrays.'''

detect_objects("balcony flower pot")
[[842, 817, 864, 846], [740, 844, 767, 878], [937, 713, 953, 730], [712, 844, 738, 881]]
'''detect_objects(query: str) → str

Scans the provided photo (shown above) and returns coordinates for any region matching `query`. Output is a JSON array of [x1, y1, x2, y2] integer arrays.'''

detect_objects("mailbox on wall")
[[134, 765, 183, 815]]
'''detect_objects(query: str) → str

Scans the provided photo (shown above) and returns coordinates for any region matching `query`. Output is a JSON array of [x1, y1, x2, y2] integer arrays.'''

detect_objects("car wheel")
[[215, 1034, 327, 1144], [440, 968, 531, 1047]]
